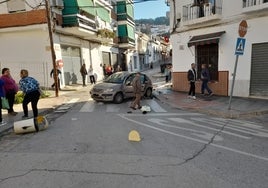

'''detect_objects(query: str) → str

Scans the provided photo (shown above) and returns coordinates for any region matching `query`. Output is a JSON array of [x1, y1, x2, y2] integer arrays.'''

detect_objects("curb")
[[153, 93, 268, 119]]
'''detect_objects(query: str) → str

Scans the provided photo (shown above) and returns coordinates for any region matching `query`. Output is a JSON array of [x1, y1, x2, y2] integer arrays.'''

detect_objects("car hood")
[[92, 82, 121, 90]]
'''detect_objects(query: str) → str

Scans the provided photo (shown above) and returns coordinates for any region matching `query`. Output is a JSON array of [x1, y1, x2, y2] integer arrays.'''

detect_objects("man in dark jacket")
[[187, 63, 197, 99], [50, 68, 61, 90], [130, 72, 142, 110], [201, 64, 213, 96]]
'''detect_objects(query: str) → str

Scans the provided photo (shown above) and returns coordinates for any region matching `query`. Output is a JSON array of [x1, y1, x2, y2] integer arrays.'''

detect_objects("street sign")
[[235, 37, 246, 55], [238, 20, 248, 37]]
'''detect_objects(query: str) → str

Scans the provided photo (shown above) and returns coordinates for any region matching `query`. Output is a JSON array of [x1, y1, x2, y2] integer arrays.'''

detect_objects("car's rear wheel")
[[145, 88, 153, 98], [113, 92, 124, 104]]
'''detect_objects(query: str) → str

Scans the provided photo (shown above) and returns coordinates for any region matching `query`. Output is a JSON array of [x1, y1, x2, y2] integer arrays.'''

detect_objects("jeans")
[[188, 81, 195, 96], [6, 91, 16, 113], [23, 90, 40, 118], [89, 75, 96, 84], [201, 80, 212, 94], [131, 93, 141, 108]]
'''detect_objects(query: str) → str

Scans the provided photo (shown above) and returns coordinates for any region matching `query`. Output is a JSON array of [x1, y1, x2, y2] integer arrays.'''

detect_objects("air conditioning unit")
[[176, 12, 181, 22], [55, 0, 63, 9], [50, 0, 63, 9]]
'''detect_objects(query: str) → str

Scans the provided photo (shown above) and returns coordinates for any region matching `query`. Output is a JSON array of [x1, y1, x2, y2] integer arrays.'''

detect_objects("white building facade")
[[168, 0, 268, 97], [0, 0, 119, 88]]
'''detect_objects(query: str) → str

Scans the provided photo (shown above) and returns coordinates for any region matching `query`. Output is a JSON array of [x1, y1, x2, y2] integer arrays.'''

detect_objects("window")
[[196, 43, 219, 81], [7, 0, 25, 13]]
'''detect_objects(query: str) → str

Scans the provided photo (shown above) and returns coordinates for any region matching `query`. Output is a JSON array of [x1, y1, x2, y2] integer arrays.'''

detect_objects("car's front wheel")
[[113, 92, 124, 104]]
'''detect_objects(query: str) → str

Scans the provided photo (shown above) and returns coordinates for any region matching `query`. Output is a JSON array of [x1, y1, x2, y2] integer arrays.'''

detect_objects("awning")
[[188, 31, 226, 47]]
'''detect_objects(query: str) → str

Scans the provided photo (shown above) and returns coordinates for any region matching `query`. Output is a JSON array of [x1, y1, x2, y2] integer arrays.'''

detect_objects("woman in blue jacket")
[[0, 78, 7, 125]]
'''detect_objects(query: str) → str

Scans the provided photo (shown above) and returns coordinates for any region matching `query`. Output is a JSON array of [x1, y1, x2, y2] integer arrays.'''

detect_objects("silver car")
[[90, 71, 153, 103]]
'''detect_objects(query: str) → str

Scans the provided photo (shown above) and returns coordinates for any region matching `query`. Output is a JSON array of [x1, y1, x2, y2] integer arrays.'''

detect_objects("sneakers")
[[22, 115, 29, 120], [208, 92, 214, 97], [0, 120, 7, 126], [188, 95, 196, 100]]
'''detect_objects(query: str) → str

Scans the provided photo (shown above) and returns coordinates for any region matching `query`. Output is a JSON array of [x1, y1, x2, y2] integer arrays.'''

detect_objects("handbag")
[[1, 97, 10, 110]]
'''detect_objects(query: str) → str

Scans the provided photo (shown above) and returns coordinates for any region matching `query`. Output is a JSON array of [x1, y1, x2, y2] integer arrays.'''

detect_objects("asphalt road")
[[0, 88, 267, 188]]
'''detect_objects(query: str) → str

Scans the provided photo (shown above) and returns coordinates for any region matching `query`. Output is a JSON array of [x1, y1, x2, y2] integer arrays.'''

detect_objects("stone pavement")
[[153, 83, 268, 119]]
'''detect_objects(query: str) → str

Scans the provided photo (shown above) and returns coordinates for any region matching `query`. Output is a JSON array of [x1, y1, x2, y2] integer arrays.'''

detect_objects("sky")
[[134, 0, 170, 19]]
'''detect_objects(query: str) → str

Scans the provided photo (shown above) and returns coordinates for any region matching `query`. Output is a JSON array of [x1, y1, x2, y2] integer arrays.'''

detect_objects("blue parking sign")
[[235, 38, 246, 55]]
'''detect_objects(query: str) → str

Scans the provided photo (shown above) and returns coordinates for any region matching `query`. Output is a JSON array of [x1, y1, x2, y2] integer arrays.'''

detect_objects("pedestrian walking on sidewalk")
[[1, 68, 19, 116], [19, 70, 40, 129], [80, 63, 88, 87], [130, 72, 142, 110], [50, 67, 61, 90], [0, 78, 7, 125], [187, 63, 197, 99], [88, 65, 96, 84], [164, 65, 171, 83], [201, 64, 213, 96]]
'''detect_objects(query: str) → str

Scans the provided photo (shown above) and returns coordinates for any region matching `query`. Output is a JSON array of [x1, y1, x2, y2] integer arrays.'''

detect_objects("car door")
[[140, 74, 146, 95], [123, 74, 135, 98]]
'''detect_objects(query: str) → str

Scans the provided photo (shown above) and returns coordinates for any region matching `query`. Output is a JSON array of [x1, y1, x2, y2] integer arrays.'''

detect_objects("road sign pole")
[[228, 55, 239, 110]]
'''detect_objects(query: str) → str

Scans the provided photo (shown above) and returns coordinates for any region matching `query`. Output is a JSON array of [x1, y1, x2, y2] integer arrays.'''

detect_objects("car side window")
[[140, 74, 145, 84], [125, 74, 135, 86]]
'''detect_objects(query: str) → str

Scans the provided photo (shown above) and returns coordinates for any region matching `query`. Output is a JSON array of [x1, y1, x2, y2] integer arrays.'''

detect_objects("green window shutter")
[[126, 4, 134, 18], [77, 0, 96, 16], [117, 1, 126, 14], [62, 0, 79, 15], [96, 3, 110, 22], [118, 25, 127, 37], [127, 25, 135, 40]]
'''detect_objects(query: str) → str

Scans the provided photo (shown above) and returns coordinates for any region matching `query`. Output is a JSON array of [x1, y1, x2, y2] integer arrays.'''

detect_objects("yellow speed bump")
[[128, 130, 141, 142]]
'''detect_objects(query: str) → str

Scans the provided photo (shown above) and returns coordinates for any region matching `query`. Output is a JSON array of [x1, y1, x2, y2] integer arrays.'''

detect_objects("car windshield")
[[104, 72, 126, 84]]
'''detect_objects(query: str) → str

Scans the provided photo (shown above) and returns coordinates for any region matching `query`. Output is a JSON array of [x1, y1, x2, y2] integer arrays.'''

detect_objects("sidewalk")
[[0, 85, 85, 136], [153, 84, 268, 119]]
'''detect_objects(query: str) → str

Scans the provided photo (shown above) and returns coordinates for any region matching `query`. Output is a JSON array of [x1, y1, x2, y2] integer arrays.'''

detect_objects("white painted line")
[[145, 100, 167, 113], [148, 118, 223, 141], [170, 118, 250, 139], [79, 101, 95, 112], [119, 114, 268, 162], [193, 117, 268, 138], [121, 113, 202, 117], [106, 104, 120, 112]]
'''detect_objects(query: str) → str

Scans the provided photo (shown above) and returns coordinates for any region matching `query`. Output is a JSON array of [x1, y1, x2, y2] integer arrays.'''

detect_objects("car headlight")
[[103, 88, 114, 93]]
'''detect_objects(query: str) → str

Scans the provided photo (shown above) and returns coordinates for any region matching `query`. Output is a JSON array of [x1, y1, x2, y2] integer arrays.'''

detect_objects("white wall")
[[0, 25, 52, 86], [171, 15, 268, 97]]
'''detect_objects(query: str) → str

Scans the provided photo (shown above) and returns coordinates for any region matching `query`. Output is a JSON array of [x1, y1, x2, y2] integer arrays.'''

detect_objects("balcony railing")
[[243, 0, 268, 8], [183, 0, 222, 22], [63, 14, 96, 31], [118, 36, 135, 44]]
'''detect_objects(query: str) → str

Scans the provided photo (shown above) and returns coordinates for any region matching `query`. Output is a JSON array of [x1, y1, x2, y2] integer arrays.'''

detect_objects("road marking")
[[80, 101, 96, 112], [122, 113, 202, 117], [119, 114, 268, 161], [170, 118, 250, 139], [148, 118, 223, 141], [145, 100, 167, 113], [193, 117, 268, 138]]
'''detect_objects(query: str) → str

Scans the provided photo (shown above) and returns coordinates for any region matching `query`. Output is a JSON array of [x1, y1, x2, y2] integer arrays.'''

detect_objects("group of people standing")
[[0, 68, 40, 129], [188, 63, 213, 100], [80, 63, 96, 86]]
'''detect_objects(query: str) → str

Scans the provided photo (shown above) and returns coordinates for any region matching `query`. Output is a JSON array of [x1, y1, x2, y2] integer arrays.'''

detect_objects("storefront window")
[[196, 43, 219, 81]]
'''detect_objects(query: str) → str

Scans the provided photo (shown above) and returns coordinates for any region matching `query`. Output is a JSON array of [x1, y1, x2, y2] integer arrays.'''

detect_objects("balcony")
[[242, 0, 268, 13], [118, 36, 135, 49], [182, 0, 222, 26]]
